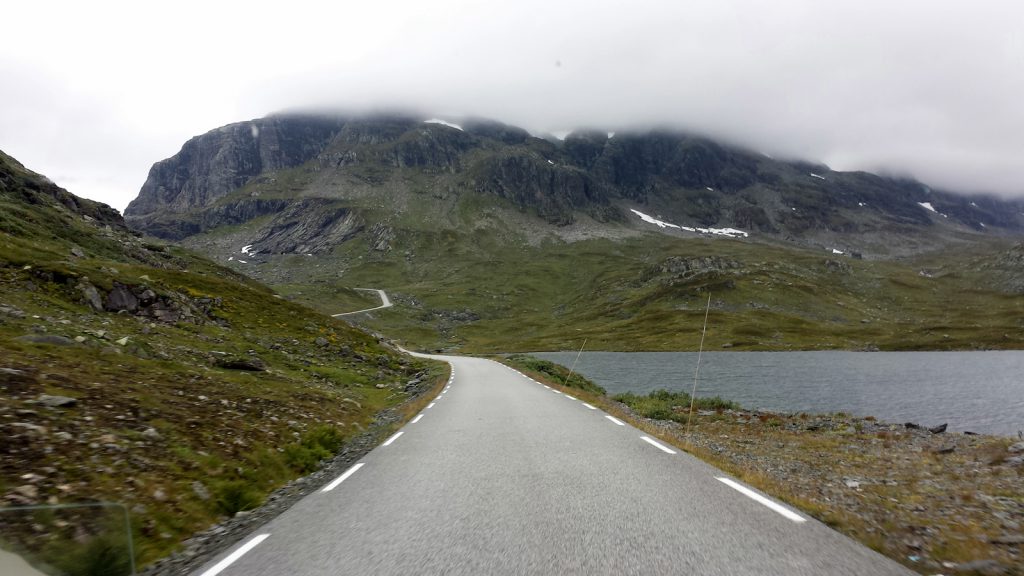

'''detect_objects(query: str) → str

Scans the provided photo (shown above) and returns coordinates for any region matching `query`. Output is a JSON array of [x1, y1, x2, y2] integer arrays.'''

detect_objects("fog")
[[1, 0, 1022, 210]]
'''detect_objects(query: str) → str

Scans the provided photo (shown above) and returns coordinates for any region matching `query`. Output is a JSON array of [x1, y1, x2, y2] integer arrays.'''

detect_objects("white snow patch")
[[858, 202, 866, 207], [424, 119, 463, 131], [630, 209, 749, 238], [831, 248, 844, 255], [809, 173, 826, 180], [979, 222, 986, 228], [228, 256, 234, 262], [791, 207, 797, 211], [918, 202, 937, 213], [241, 245, 254, 255], [547, 159, 554, 165], [238, 260, 248, 264], [551, 130, 570, 141], [706, 187, 714, 192], [970, 201, 978, 207], [306, 253, 314, 256], [761, 151, 774, 159], [607, 131, 616, 138], [630, 209, 680, 229], [250, 125, 260, 139]]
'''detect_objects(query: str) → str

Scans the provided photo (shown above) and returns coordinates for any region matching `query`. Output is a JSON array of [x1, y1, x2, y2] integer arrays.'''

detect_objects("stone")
[[77, 280, 104, 312], [115, 336, 130, 346], [904, 422, 920, 429], [70, 245, 85, 258], [139, 289, 157, 306], [36, 394, 77, 408], [314, 337, 329, 347], [13, 485, 39, 500], [141, 427, 162, 440], [934, 445, 955, 454], [153, 488, 167, 502], [928, 423, 948, 434], [844, 479, 861, 489], [191, 481, 211, 501], [16, 334, 76, 346], [1008, 442, 1024, 454], [105, 282, 139, 313]]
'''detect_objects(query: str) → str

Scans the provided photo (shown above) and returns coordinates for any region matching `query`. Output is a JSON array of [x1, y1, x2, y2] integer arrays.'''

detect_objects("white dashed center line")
[[716, 477, 806, 523], [411, 414, 424, 424], [198, 533, 270, 576], [640, 436, 677, 454], [605, 415, 626, 426], [383, 431, 404, 446], [322, 462, 365, 492]]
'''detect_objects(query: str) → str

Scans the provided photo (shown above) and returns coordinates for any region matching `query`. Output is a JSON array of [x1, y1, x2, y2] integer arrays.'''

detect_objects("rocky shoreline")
[[618, 405, 1023, 575]]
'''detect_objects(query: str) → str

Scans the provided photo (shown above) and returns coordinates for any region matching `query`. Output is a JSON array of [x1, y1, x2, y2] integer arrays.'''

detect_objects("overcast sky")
[[2, 0, 1022, 211]]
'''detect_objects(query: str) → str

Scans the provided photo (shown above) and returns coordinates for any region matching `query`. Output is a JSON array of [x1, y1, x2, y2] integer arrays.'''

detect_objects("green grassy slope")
[[181, 188, 1024, 354], [0, 151, 445, 568]]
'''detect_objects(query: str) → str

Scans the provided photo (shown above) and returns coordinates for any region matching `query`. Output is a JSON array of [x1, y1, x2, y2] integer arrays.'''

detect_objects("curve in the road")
[[331, 288, 392, 317]]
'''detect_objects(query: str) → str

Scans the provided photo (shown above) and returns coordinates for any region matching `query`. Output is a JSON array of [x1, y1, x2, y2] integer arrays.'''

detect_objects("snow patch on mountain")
[[629, 209, 749, 238], [424, 119, 463, 131]]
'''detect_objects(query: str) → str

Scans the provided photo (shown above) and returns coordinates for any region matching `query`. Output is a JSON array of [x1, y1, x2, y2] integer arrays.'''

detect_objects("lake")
[[531, 351, 1024, 436]]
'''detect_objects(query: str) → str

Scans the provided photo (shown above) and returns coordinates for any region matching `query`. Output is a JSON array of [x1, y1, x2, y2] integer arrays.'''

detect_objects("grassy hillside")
[[0, 151, 445, 570], [183, 204, 1024, 354]]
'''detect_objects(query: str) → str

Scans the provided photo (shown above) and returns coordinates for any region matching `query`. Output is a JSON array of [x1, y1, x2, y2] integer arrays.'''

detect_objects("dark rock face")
[[249, 198, 363, 255], [124, 114, 345, 223]]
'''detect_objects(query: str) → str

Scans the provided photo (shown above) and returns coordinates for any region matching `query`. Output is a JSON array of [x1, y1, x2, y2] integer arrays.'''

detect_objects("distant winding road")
[[191, 352, 914, 575], [331, 289, 392, 317]]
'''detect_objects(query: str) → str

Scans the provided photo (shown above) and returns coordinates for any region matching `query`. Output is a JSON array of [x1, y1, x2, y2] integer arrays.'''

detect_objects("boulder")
[[214, 357, 266, 371], [928, 423, 948, 434], [36, 394, 77, 408], [16, 334, 77, 346], [105, 282, 139, 312], [77, 280, 104, 312]]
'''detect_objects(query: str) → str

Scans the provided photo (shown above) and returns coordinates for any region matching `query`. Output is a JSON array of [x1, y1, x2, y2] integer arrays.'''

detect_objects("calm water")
[[532, 351, 1024, 436]]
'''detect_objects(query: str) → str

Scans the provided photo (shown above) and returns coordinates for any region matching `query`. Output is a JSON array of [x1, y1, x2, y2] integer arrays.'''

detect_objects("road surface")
[[192, 354, 914, 576], [331, 289, 393, 317]]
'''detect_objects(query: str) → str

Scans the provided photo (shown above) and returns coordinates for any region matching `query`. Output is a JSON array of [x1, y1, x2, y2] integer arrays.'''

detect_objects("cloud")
[[2, 0, 1023, 210]]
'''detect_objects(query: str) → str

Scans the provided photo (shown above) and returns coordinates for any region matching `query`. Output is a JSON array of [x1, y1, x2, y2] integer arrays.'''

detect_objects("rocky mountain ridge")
[[125, 113, 1024, 256]]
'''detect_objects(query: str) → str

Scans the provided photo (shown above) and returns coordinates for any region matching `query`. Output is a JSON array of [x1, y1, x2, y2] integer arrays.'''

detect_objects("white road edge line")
[[564, 394, 577, 400], [411, 414, 424, 424], [543, 385, 550, 389], [716, 477, 806, 523], [582, 403, 597, 410], [198, 533, 270, 576], [605, 415, 626, 426], [322, 462, 365, 492], [640, 435, 677, 454], [383, 431, 404, 446], [552, 390, 562, 395], [426, 402, 436, 409]]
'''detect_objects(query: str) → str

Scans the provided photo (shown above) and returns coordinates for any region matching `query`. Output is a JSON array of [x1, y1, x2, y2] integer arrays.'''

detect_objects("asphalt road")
[[331, 289, 393, 317], [192, 354, 914, 576]]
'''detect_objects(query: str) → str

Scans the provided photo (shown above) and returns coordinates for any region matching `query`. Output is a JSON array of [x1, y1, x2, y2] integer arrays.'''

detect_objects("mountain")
[[125, 113, 1024, 255], [0, 149, 443, 569], [122, 114, 1024, 353]]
